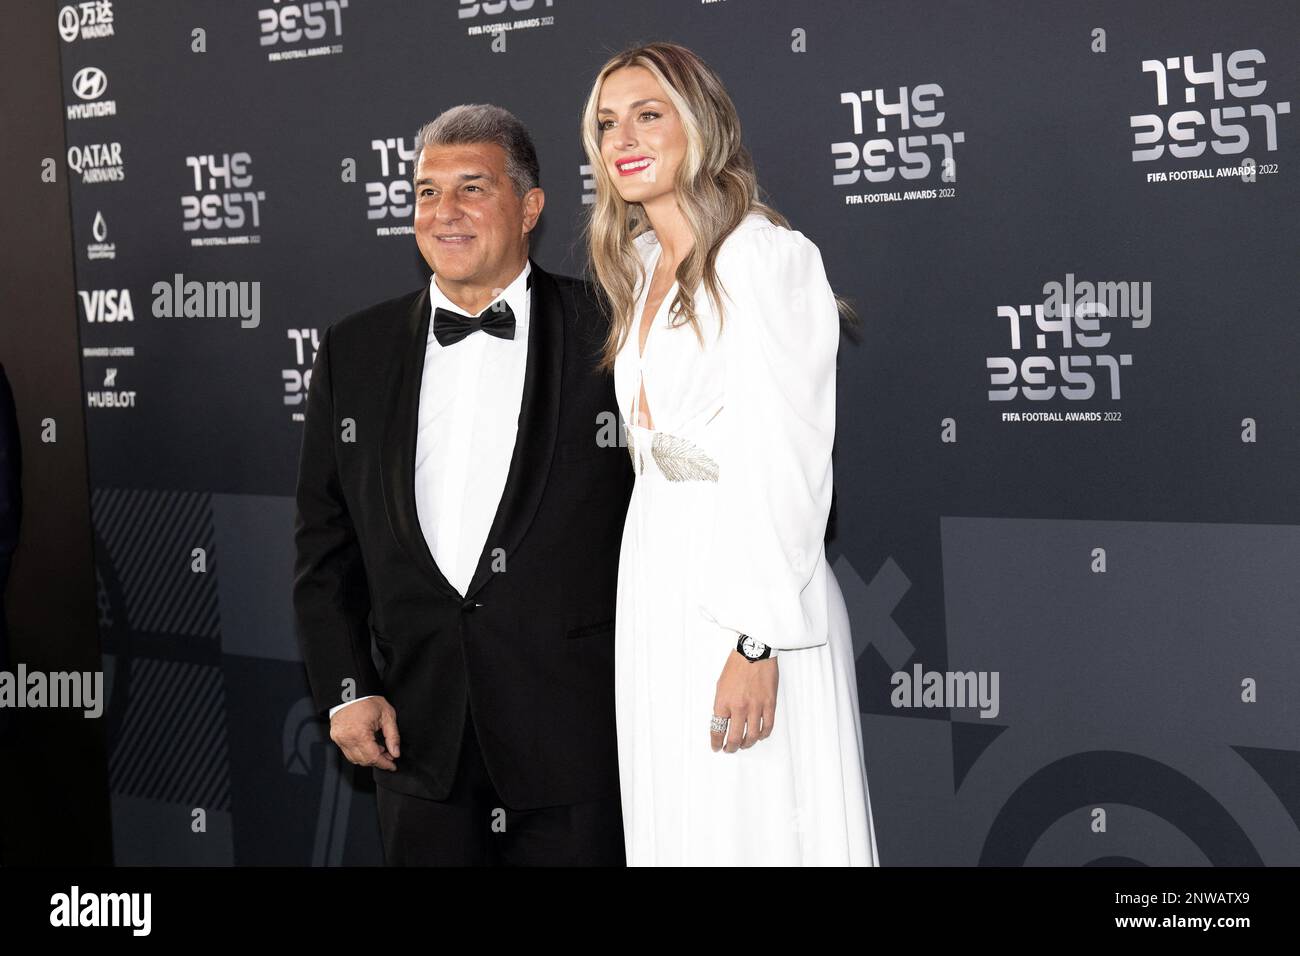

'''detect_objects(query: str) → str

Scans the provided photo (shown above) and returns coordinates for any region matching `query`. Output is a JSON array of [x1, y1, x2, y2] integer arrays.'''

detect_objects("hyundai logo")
[[72, 67, 108, 101]]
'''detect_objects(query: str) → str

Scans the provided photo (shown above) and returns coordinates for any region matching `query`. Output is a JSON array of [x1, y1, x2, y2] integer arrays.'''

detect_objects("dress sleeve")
[[697, 225, 840, 651]]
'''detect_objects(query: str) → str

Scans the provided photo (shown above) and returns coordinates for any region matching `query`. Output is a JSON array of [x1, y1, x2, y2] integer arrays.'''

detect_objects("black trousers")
[[375, 700, 626, 866]]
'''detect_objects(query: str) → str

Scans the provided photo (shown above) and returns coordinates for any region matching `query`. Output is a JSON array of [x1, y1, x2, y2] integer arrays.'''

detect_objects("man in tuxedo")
[[293, 104, 633, 865]]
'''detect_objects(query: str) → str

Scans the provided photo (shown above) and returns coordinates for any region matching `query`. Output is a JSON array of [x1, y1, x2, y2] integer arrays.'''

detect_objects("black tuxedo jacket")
[[293, 259, 634, 809]]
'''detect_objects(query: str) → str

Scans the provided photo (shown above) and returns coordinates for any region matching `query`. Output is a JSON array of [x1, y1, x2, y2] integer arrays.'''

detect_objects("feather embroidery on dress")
[[651, 432, 719, 482]]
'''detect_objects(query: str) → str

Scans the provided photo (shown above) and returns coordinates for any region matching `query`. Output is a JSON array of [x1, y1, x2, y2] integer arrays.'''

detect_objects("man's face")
[[412, 141, 540, 288]]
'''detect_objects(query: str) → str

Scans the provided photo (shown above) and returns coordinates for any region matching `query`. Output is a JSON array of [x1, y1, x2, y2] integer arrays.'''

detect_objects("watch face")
[[741, 636, 758, 657]]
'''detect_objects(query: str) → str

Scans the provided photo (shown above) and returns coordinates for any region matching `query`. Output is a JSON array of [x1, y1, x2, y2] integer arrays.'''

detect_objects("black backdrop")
[[51, 0, 1300, 864]]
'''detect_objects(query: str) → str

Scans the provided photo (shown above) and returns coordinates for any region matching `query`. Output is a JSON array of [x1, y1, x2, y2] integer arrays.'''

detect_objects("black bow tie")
[[432, 300, 516, 347]]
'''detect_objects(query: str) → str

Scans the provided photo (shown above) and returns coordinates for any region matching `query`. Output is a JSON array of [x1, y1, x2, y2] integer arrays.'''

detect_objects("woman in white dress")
[[579, 41, 879, 865]]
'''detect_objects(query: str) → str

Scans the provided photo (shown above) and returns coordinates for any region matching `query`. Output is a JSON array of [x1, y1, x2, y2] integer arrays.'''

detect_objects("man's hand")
[[711, 652, 778, 753], [330, 696, 401, 771]]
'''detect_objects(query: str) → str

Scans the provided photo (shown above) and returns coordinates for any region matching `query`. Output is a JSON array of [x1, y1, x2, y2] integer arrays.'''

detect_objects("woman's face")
[[597, 65, 687, 207]]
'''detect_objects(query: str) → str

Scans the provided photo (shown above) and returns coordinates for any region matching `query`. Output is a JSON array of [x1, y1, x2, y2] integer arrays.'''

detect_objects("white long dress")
[[613, 210, 879, 866]]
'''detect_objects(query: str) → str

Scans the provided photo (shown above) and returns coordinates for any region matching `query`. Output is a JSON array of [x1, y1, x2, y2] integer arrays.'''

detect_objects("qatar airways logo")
[[833, 83, 966, 203], [1131, 48, 1290, 178], [986, 274, 1152, 413], [258, 0, 346, 61], [362, 135, 417, 235], [67, 142, 124, 184], [182, 152, 266, 245]]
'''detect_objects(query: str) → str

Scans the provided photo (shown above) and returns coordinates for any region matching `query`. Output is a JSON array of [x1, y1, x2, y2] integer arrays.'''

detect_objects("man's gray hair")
[[413, 104, 540, 198]]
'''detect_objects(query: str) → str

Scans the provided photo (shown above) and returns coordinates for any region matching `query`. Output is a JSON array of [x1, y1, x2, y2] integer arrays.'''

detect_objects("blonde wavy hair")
[[580, 41, 856, 373]]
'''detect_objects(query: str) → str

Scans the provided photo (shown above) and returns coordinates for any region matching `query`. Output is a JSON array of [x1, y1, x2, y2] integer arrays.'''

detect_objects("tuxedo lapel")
[[379, 258, 564, 603], [381, 284, 459, 599], [463, 258, 563, 601]]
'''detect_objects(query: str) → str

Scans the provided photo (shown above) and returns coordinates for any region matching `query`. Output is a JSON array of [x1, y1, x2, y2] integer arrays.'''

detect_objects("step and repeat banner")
[[56, 0, 1298, 864]]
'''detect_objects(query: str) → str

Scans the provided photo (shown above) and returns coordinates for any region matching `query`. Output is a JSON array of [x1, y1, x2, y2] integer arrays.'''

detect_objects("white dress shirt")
[[329, 260, 532, 719]]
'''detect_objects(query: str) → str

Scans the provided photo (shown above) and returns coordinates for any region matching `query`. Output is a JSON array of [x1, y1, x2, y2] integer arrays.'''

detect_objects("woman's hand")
[[711, 650, 778, 752]]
